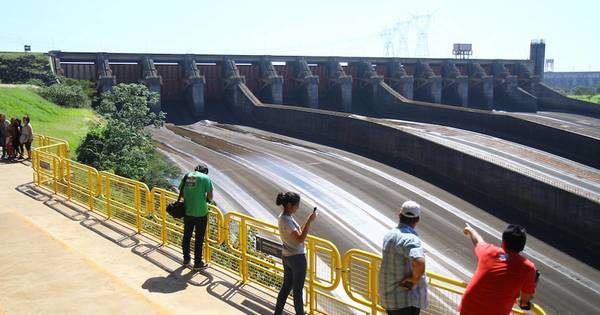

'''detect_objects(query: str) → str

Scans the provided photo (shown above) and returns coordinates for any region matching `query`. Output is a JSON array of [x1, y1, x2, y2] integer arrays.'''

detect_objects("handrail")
[[30, 134, 547, 315]]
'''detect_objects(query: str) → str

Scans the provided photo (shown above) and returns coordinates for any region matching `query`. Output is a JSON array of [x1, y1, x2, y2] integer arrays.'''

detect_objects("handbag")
[[167, 174, 188, 219]]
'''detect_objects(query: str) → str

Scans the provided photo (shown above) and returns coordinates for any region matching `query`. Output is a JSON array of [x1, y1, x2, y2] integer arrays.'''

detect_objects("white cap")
[[400, 201, 421, 218]]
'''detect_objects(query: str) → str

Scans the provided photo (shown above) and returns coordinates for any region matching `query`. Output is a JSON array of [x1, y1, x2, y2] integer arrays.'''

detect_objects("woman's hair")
[[24, 116, 30, 123], [276, 192, 300, 208]]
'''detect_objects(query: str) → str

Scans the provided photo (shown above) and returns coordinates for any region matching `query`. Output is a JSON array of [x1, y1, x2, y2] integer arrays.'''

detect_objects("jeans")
[[387, 307, 421, 315], [182, 215, 208, 265], [274, 254, 307, 315]]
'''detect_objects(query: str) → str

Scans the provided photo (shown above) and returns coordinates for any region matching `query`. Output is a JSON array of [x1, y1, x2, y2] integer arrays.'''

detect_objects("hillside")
[[0, 85, 98, 155]]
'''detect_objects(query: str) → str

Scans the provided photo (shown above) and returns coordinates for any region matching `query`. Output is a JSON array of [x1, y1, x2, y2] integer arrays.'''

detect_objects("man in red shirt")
[[460, 224, 538, 315]]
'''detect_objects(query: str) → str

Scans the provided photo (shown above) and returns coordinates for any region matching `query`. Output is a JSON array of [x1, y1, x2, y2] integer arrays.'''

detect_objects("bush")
[[572, 86, 596, 96], [37, 83, 90, 108], [25, 78, 45, 87], [63, 78, 98, 106], [0, 53, 57, 85]]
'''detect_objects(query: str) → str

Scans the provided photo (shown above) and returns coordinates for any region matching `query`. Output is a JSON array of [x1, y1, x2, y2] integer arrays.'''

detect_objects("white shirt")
[[278, 213, 305, 256]]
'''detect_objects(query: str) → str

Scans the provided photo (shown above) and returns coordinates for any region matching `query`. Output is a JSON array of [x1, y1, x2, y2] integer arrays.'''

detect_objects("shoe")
[[183, 258, 191, 266], [193, 261, 209, 271]]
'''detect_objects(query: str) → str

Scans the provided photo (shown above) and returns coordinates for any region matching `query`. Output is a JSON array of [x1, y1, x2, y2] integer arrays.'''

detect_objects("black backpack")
[[166, 174, 188, 219]]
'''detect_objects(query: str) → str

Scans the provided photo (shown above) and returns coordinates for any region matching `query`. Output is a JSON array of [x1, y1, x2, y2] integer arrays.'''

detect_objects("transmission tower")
[[413, 13, 434, 57], [380, 28, 395, 57], [395, 20, 411, 57]]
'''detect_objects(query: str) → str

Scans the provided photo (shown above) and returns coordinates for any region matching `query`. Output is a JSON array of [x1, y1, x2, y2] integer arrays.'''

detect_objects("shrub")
[[572, 86, 595, 96], [37, 83, 90, 108], [0, 53, 57, 85], [63, 78, 98, 106], [25, 78, 45, 87]]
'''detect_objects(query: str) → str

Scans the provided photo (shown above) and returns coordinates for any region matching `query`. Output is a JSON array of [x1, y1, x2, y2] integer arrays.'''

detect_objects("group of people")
[[0, 114, 34, 161], [176, 164, 538, 315]]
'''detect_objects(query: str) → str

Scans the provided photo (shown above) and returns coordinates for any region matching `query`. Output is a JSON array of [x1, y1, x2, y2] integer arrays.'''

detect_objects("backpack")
[[166, 174, 188, 219]]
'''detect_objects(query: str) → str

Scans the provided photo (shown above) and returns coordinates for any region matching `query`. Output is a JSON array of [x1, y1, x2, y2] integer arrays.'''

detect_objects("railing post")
[[160, 192, 167, 245], [52, 157, 58, 194], [87, 169, 93, 210], [370, 257, 378, 315], [204, 213, 211, 263], [65, 161, 72, 201], [308, 240, 316, 314], [240, 217, 248, 283], [135, 184, 141, 233], [106, 176, 112, 219]]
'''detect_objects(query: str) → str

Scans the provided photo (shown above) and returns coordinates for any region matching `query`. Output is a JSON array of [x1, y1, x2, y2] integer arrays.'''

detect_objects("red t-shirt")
[[459, 242, 537, 315]]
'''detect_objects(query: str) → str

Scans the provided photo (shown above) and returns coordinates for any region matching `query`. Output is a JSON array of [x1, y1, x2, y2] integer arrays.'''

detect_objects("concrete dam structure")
[[51, 42, 552, 115]]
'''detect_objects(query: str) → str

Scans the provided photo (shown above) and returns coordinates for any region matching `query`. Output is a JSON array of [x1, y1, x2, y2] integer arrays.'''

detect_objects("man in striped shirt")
[[378, 201, 428, 315]]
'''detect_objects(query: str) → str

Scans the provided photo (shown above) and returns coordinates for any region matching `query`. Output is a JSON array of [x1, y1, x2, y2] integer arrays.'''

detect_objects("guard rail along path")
[[30, 133, 547, 315]]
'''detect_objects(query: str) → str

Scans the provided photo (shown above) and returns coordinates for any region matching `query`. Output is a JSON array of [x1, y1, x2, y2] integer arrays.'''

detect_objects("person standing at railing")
[[274, 192, 317, 315], [20, 116, 33, 161], [179, 163, 214, 271], [460, 224, 538, 315], [0, 114, 8, 160], [378, 201, 428, 315], [12, 118, 23, 160]]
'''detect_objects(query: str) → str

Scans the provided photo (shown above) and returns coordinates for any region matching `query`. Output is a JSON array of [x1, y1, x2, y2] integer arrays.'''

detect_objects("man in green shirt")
[[178, 163, 213, 270]]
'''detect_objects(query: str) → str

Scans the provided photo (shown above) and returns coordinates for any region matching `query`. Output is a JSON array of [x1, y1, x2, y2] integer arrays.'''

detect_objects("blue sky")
[[1, 0, 598, 71]]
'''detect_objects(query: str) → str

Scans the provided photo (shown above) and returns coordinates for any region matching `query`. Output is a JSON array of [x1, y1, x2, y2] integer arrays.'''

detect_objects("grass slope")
[[0, 85, 97, 155], [568, 94, 600, 104]]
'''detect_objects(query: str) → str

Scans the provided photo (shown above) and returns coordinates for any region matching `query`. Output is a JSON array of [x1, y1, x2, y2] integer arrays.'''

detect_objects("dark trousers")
[[182, 215, 208, 264], [387, 307, 421, 315], [274, 254, 307, 315]]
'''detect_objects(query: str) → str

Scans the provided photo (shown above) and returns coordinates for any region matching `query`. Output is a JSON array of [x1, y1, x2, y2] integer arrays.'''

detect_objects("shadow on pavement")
[[206, 281, 277, 315]]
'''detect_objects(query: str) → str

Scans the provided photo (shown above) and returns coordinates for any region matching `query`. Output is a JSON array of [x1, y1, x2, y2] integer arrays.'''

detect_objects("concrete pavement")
[[0, 162, 283, 315]]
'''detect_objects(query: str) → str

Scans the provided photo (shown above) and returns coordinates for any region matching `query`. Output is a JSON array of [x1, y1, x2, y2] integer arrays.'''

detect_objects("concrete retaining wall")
[[369, 82, 600, 168]]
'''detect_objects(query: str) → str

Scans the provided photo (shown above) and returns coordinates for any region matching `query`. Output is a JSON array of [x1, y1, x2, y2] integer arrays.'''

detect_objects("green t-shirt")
[[178, 171, 213, 217]]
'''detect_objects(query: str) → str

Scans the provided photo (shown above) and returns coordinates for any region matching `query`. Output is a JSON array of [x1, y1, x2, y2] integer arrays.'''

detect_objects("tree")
[[77, 83, 180, 190], [97, 83, 165, 128]]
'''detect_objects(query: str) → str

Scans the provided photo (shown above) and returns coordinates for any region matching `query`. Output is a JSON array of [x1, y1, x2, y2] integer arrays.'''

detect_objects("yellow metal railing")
[[30, 134, 546, 315]]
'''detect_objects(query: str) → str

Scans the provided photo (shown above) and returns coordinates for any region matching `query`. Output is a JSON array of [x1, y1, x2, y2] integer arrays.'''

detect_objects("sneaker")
[[193, 262, 209, 271], [183, 258, 191, 266]]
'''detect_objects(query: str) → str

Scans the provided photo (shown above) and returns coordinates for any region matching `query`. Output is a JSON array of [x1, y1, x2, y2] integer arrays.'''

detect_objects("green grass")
[[0, 85, 98, 156], [568, 94, 600, 104]]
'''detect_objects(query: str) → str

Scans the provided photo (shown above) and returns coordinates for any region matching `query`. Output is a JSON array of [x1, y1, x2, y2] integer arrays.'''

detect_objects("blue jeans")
[[274, 254, 307, 315]]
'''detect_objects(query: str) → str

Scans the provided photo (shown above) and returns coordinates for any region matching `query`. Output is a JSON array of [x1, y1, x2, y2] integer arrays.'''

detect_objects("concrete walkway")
[[0, 162, 284, 315]]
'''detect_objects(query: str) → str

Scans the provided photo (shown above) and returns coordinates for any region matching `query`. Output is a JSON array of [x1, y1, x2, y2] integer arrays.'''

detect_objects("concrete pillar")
[[515, 62, 540, 94], [441, 61, 468, 107], [414, 61, 442, 103], [466, 63, 493, 110], [492, 62, 537, 112], [258, 58, 283, 104], [326, 59, 352, 112], [96, 54, 116, 94], [354, 60, 384, 107], [530, 40, 546, 80], [221, 58, 252, 119], [385, 61, 414, 99], [183, 55, 206, 118], [289, 59, 319, 108], [141, 57, 162, 113], [51, 55, 64, 77]]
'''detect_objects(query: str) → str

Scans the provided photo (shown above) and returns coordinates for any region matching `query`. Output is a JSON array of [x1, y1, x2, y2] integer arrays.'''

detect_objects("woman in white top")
[[274, 192, 317, 315], [21, 116, 33, 160]]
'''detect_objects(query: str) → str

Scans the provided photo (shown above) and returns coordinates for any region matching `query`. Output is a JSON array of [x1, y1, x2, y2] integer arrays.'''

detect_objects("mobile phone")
[[313, 207, 317, 213]]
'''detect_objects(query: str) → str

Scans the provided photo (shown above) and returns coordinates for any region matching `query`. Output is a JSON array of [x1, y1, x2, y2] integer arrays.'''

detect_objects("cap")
[[400, 201, 421, 218]]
